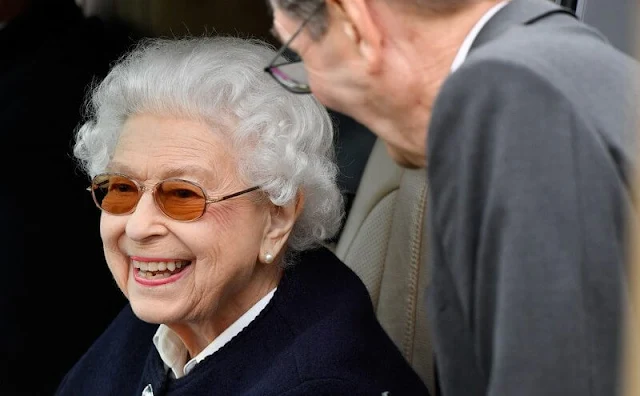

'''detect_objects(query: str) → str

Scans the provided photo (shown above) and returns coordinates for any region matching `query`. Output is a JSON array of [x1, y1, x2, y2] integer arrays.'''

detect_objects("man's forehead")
[[270, 8, 299, 43], [270, 26, 284, 43]]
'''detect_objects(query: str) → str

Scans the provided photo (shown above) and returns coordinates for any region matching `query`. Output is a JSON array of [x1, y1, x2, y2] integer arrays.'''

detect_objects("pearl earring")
[[264, 253, 274, 264]]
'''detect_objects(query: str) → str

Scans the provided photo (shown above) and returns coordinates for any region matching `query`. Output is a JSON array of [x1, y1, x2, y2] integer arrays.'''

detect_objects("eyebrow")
[[161, 165, 215, 181], [106, 162, 216, 183]]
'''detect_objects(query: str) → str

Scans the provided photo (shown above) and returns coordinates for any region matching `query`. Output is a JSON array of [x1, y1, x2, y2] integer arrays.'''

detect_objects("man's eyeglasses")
[[264, 3, 324, 94], [88, 173, 260, 222]]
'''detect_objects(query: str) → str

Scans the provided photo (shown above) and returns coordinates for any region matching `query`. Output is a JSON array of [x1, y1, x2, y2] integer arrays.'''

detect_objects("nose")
[[125, 192, 168, 241]]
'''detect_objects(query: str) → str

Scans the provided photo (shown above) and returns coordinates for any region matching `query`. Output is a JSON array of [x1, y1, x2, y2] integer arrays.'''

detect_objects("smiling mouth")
[[132, 260, 192, 280]]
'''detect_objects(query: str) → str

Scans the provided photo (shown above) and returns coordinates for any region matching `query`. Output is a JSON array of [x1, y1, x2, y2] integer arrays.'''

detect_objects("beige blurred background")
[[626, 4, 640, 391]]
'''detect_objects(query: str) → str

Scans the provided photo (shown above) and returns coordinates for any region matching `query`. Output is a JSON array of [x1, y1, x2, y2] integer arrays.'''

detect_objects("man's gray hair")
[[270, 0, 477, 37], [271, 0, 328, 38], [74, 36, 344, 254]]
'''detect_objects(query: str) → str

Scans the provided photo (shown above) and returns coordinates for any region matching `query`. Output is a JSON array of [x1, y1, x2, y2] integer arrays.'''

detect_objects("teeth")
[[132, 260, 190, 272]]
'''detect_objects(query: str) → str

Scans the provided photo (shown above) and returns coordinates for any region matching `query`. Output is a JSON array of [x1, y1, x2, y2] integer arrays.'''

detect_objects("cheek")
[[103, 248, 129, 296], [310, 83, 344, 114], [99, 214, 124, 250], [206, 200, 266, 233], [195, 203, 267, 258], [99, 216, 129, 292], [206, 204, 241, 231]]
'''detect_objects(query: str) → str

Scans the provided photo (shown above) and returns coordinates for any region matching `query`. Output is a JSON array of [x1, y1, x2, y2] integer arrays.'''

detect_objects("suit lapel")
[[470, 0, 577, 51]]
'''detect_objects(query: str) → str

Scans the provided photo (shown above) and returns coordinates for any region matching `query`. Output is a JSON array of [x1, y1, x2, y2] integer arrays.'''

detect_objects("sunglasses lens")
[[156, 180, 207, 221], [269, 60, 310, 94], [92, 174, 140, 215]]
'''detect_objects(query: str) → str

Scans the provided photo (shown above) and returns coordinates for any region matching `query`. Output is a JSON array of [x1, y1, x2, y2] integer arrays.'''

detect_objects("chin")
[[129, 298, 174, 324], [385, 145, 424, 169]]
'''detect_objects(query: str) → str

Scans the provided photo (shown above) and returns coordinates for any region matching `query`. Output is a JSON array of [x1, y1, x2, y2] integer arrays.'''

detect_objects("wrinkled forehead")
[[110, 113, 238, 182]]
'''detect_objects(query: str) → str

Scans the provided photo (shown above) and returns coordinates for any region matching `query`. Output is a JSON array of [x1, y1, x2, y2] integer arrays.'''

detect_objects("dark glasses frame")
[[87, 173, 260, 222], [264, 2, 324, 94]]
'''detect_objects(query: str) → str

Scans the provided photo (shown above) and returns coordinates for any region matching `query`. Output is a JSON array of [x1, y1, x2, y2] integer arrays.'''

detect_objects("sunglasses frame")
[[264, 2, 324, 94], [87, 173, 260, 222]]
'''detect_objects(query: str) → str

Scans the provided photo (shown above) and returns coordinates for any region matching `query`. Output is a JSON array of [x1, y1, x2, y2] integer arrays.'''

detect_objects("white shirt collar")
[[450, 0, 510, 72], [152, 287, 277, 378]]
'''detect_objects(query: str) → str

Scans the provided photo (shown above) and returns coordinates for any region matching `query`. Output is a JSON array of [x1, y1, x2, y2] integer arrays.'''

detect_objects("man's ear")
[[327, 0, 383, 73], [261, 191, 305, 263]]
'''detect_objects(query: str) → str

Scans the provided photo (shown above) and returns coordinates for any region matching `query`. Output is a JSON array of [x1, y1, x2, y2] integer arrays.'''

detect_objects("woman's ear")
[[327, 0, 383, 73], [261, 191, 305, 263]]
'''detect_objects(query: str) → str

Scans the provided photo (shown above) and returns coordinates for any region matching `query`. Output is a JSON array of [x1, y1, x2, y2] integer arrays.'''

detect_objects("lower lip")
[[133, 263, 192, 286]]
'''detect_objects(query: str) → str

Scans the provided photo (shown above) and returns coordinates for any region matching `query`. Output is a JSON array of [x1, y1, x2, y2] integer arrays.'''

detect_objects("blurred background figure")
[[0, 0, 134, 394]]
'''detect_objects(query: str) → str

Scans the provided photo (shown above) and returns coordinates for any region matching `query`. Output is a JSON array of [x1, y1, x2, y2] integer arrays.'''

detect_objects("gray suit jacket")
[[426, 1, 638, 395]]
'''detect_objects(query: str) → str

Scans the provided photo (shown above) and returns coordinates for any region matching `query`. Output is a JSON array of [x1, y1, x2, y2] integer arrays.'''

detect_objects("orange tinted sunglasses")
[[88, 173, 260, 222]]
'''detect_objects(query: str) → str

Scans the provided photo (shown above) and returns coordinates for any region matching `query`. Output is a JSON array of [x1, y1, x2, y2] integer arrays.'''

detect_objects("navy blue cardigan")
[[55, 247, 430, 395]]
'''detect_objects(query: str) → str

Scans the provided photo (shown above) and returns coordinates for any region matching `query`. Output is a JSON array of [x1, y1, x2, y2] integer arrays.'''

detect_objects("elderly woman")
[[54, 36, 429, 396]]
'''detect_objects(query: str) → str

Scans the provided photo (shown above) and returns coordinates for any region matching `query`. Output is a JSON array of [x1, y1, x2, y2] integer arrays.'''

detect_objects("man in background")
[[0, 0, 132, 393], [265, 0, 638, 395]]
